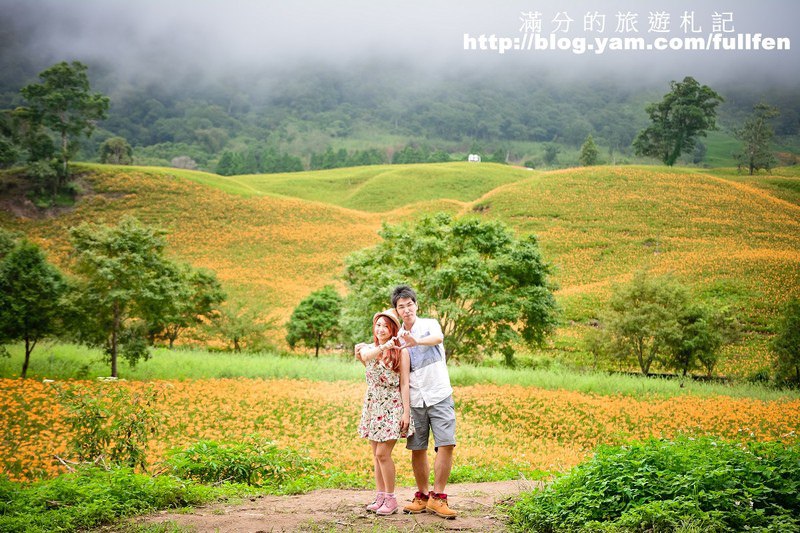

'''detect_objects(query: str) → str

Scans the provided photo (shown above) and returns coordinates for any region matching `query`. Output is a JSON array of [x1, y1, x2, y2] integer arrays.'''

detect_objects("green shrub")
[[0, 466, 216, 532], [166, 437, 316, 488], [508, 436, 800, 532], [52, 381, 164, 470]]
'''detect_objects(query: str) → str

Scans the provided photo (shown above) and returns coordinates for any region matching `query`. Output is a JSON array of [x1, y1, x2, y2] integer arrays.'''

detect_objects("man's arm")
[[399, 319, 444, 347]]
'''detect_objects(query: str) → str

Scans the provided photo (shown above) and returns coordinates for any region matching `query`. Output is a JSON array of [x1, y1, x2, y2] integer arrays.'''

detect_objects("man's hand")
[[399, 331, 417, 347]]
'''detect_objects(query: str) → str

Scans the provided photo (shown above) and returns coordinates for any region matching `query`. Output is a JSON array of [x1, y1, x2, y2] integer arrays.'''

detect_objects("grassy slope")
[[1, 162, 798, 376]]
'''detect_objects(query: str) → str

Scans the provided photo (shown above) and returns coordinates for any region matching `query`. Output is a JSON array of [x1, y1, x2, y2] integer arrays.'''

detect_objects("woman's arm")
[[399, 348, 411, 433], [359, 338, 395, 362]]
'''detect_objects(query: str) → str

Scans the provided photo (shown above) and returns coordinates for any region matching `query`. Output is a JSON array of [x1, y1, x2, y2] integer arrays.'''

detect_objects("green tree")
[[99, 136, 133, 165], [216, 151, 240, 175], [602, 271, 688, 375], [664, 304, 737, 377], [19, 61, 109, 182], [543, 144, 559, 166], [579, 134, 599, 166], [733, 103, 779, 175], [286, 285, 343, 357], [68, 216, 178, 377], [772, 298, 800, 385], [210, 302, 275, 352], [0, 110, 21, 168], [633, 76, 723, 166], [145, 265, 226, 349], [343, 213, 558, 365], [0, 241, 67, 378]]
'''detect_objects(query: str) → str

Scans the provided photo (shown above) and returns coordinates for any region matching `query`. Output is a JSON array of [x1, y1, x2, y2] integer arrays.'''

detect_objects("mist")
[[3, 0, 798, 89]]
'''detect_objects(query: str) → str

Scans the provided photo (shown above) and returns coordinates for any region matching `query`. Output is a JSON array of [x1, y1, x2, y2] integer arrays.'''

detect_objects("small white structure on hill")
[[468, 154, 481, 162]]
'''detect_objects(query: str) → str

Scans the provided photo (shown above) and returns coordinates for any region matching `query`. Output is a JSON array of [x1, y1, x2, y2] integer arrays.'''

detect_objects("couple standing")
[[355, 285, 457, 519]]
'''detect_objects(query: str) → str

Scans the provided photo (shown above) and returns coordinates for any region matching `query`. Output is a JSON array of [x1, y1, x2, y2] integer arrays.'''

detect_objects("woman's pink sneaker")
[[376, 493, 398, 515], [366, 492, 385, 513]]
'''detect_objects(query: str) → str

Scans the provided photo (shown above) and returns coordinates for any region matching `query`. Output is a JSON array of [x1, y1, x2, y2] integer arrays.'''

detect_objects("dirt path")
[[133, 480, 540, 532]]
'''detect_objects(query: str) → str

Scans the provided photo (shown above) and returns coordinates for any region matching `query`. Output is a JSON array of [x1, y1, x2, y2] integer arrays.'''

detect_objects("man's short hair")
[[391, 284, 417, 308]]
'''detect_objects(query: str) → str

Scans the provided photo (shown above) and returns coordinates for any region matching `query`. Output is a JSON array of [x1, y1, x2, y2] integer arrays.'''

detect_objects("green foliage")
[[508, 436, 800, 532], [633, 76, 724, 166], [209, 301, 276, 352], [343, 212, 558, 364], [285, 285, 343, 357], [543, 144, 559, 166], [166, 437, 316, 488], [734, 103, 780, 175], [0, 240, 67, 378], [311, 145, 389, 169], [145, 264, 226, 349], [52, 381, 164, 470], [67, 216, 181, 376], [596, 271, 688, 375], [592, 271, 736, 377], [99, 136, 133, 165], [19, 61, 109, 183], [772, 298, 800, 386], [0, 465, 218, 533], [579, 134, 600, 166]]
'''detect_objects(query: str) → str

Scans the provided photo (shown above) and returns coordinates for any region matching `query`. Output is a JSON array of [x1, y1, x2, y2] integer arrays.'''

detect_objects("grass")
[[1, 343, 797, 401]]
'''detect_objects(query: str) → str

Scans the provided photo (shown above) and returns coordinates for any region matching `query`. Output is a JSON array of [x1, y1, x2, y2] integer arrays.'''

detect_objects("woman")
[[355, 309, 414, 516]]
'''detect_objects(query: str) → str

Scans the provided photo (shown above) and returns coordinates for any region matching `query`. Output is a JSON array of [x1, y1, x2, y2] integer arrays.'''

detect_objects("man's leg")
[[411, 449, 429, 494], [433, 444, 454, 494]]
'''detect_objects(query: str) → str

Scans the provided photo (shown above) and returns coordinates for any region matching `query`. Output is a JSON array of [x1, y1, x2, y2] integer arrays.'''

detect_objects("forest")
[[1, 37, 799, 174]]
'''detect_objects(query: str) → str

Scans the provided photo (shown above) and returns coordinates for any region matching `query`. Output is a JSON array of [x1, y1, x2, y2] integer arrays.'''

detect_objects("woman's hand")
[[401, 409, 410, 433]]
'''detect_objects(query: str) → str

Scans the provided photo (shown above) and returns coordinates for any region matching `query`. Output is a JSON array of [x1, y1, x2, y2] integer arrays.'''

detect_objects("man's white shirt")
[[399, 317, 453, 408]]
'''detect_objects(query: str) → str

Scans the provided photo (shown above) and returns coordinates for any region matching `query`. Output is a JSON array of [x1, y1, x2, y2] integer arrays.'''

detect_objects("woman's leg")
[[374, 440, 397, 493], [370, 440, 386, 492]]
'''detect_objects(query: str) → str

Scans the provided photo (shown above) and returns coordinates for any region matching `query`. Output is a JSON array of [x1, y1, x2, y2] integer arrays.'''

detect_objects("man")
[[391, 284, 457, 519]]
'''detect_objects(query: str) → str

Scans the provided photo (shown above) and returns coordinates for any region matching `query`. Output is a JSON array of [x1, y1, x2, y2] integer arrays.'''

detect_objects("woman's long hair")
[[373, 316, 401, 373]]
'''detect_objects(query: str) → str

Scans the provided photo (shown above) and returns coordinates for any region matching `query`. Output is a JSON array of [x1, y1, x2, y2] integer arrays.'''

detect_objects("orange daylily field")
[[1, 162, 799, 485], [2, 378, 798, 483]]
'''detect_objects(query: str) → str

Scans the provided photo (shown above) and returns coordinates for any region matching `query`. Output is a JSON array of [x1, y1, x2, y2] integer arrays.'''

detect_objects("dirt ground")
[[131, 479, 541, 532]]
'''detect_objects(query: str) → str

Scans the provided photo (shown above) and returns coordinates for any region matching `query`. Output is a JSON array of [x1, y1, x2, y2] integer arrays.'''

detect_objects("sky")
[[3, 0, 799, 85]]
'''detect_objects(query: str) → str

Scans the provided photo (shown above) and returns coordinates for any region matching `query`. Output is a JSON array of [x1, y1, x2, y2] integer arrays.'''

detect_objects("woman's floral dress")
[[358, 350, 414, 442]]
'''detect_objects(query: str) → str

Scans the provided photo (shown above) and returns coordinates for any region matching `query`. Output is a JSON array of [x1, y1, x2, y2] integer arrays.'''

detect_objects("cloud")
[[3, 0, 798, 84]]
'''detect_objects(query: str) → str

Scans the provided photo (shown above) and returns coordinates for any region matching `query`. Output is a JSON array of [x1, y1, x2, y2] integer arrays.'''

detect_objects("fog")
[[2, 0, 799, 88]]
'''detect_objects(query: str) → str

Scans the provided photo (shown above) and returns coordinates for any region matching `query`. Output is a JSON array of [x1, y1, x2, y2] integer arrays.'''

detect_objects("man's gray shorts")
[[406, 396, 456, 451]]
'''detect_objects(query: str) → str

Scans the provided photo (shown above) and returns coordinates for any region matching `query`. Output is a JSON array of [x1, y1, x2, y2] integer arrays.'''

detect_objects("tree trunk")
[[111, 303, 120, 378], [61, 130, 69, 186], [21, 335, 36, 379], [315, 333, 321, 357]]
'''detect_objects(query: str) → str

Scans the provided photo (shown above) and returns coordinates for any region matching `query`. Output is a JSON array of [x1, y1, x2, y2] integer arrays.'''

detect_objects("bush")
[[0, 466, 215, 532], [166, 437, 316, 489], [508, 436, 800, 532], [53, 381, 164, 470]]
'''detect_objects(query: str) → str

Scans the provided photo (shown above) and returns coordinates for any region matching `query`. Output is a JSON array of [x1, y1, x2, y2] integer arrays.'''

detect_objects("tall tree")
[[0, 241, 67, 378], [145, 265, 226, 348], [579, 134, 599, 166], [733, 103, 779, 175], [68, 216, 177, 377], [633, 76, 723, 166], [99, 136, 134, 165], [602, 271, 688, 375], [343, 213, 558, 365], [286, 285, 343, 357], [20, 61, 109, 181]]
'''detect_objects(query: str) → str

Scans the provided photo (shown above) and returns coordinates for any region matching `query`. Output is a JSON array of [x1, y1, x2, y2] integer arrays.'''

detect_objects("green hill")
[[1, 162, 798, 377]]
